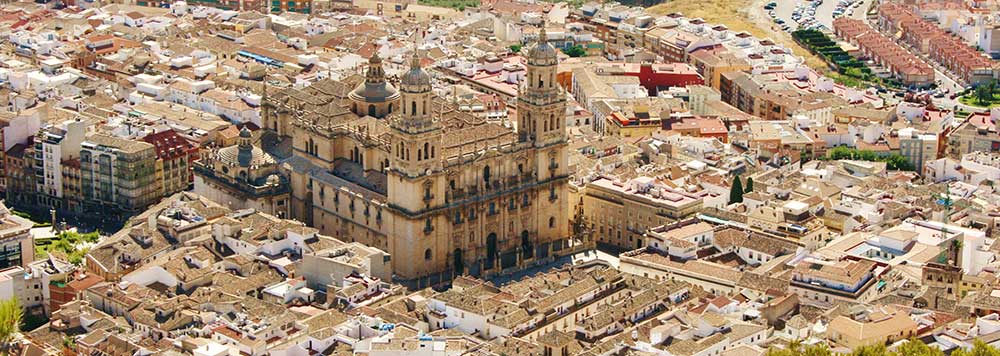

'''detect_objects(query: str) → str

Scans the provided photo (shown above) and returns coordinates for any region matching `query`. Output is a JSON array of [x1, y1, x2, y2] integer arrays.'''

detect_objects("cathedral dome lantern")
[[400, 52, 431, 93], [349, 52, 400, 119], [392, 49, 437, 133], [215, 128, 277, 169], [526, 25, 558, 67]]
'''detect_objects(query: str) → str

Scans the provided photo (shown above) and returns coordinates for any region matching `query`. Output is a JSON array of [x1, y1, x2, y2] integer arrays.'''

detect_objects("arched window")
[[483, 166, 491, 188], [424, 142, 429, 160], [417, 149, 422, 161], [388, 103, 393, 113], [411, 101, 417, 116], [549, 217, 555, 228], [424, 248, 432, 260], [368, 104, 376, 117]]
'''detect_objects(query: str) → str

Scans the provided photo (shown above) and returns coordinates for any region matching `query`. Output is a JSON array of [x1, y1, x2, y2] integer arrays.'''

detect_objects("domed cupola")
[[349, 52, 401, 118], [400, 51, 431, 93], [526, 25, 558, 66], [391, 48, 437, 134]]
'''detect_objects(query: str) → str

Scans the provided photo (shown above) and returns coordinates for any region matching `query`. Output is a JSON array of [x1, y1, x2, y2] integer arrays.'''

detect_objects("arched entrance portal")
[[521, 230, 533, 259], [485, 233, 497, 270], [453, 249, 464, 275]]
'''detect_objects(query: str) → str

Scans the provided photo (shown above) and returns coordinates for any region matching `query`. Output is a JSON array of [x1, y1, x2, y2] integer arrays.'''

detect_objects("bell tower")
[[390, 50, 441, 179], [387, 49, 448, 281], [518, 24, 566, 148], [388, 49, 444, 214], [519, 23, 570, 250]]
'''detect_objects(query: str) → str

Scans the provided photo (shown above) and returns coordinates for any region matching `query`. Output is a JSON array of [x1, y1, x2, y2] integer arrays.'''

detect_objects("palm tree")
[[0, 297, 23, 354]]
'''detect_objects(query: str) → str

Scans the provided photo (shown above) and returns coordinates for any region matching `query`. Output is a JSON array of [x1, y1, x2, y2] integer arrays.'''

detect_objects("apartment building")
[[581, 177, 706, 250], [789, 258, 883, 305], [27, 121, 85, 211], [688, 46, 752, 90], [80, 134, 159, 216], [141, 130, 198, 198], [899, 128, 938, 174], [0, 202, 33, 270]]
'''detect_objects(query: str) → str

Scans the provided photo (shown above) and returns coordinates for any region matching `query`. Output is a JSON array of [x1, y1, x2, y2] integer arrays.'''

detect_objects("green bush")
[[417, 0, 479, 10], [827, 146, 914, 171], [562, 45, 586, 57]]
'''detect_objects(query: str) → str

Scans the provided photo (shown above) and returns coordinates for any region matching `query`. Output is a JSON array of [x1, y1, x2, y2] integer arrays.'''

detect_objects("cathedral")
[[263, 29, 569, 288]]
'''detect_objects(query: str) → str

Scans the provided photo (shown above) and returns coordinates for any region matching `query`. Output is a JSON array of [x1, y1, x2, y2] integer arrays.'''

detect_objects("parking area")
[[765, 0, 873, 33]]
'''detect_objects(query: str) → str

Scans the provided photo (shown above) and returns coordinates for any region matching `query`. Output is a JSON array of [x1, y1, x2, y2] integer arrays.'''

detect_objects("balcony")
[[449, 189, 466, 201], [520, 173, 535, 184]]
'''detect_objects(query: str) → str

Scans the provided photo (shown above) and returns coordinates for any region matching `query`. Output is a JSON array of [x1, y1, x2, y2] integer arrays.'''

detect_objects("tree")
[[952, 340, 1000, 356], [976, 82, 995, 105], [509, 44, 522, 53], [744, 177, 754, 193], [893, 339, 944, 356], [766, 342, 832, 356], [849, 343, 889, 356], [0, 297, 23, 353], [767, 338, 998, 356], [562, 45, 586, 57], [729, 175, 744, 204]]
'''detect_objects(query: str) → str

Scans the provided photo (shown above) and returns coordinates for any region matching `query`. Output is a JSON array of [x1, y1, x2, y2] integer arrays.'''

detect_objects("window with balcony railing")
[[424, 218, 434, 234]]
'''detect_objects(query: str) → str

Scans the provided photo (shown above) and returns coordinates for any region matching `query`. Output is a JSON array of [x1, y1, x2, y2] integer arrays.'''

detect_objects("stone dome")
[[526, 26, 558, 65], [351, 79, 400, 103], [350, 53, 400, 103], [217, 143, 276, 168], [400, 52, 431, 89]]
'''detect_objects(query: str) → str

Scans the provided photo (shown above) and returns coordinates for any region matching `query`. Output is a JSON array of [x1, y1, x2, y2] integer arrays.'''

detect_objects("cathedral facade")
[[264, 31, 569, 288]]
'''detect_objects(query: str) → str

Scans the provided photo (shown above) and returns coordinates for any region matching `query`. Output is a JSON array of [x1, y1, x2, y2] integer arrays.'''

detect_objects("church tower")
[[519, 23, 570, 256], [387, 49, 447, 279], [389, 50, 441, 180], [518, 25, 566, 148]]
